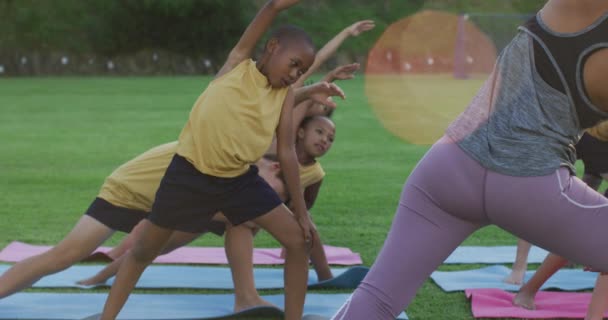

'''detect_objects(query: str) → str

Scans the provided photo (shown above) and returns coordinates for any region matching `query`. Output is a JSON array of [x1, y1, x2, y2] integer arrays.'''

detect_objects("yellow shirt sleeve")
[[299, 161, 325, 190], [586, 121, 608, 142]]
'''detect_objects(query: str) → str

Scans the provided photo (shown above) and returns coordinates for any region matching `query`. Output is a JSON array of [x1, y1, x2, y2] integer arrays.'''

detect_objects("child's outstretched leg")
[[504, 239, 532, 285], [0, 215, 113, 298], [512, 253, 568, 309], [102, 221, 147, 260], [100, 220, 172, 320], [253, 204, 309, 320], [77, 229, 200, 286], [225, 224, 277, 311]]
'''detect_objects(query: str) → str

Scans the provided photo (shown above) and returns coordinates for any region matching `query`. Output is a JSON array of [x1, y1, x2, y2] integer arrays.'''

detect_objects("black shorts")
[[147, 154, 282, 233], [193, 220, 227, 236], [576, 132, 608, 176], [85, 197, 148, 233]]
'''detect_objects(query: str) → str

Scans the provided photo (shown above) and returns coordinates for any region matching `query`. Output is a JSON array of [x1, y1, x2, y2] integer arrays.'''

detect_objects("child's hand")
[[346, 20, 375, 37], [308, 82, 345, 109], [270, 0, 301, 11], [327, 63, 360, 82], [296, 212, 316, 246]]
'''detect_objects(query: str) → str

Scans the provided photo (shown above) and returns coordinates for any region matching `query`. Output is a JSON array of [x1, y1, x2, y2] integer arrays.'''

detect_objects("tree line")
[[0, 0, 545, 75]]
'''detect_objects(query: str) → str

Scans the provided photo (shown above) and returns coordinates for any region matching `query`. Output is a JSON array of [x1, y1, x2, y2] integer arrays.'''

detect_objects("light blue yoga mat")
[[0, 292, 408, 319], [0, 264, 368, 290], [443, 246, 549, 264], [431, 265, 598, 292]]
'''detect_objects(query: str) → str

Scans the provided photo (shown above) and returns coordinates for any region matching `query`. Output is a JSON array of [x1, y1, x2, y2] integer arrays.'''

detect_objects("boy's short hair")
[[269, 25, 315, 50]]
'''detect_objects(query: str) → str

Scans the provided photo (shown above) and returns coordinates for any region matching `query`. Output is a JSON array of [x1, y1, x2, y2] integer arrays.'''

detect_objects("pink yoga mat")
[[0, 241, 362, 265], [466, 288, 605, 319]]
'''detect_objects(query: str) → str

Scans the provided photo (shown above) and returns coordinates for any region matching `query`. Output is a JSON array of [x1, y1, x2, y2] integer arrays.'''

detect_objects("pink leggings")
[[332, 136, 608, 319]]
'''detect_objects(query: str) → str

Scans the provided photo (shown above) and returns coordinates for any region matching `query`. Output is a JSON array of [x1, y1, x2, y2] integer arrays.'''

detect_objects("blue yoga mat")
[[0, 264, 368, 290], [431, 265, 598, 292], [443, 246, 549, 264], [0, 292, 408, 319]]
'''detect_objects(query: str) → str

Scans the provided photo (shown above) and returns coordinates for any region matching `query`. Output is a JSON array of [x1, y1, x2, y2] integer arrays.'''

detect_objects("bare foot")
[[76, 277, 105, 286], [512, 291, 536, 310], [503, 270, 525, 285], [234, 296, 278, 312]]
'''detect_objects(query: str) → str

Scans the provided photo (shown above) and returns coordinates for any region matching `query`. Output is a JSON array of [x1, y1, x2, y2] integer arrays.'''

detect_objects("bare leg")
[[103, 221, 146, 260], [225, 224, 277, 311], [277, 221, 331, 280], [585, 274, 608, 320], [78, 229, 200, 286], [513, 253, 568, 309], [0, 215, 113, 298], [100, 220, 172, 320], [78, 255, 125, 287], [511, 173, 605, 307], [504, 239, 531, 285], [253, 204, 309, 320]]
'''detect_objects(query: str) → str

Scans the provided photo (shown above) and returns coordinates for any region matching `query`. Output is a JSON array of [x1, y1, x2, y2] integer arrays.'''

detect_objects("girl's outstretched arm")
[[292, 20, 375, 88], [322, 62, 360, 83], [294, 63, 357, 126], [294, 81, 345, 107], [216, 0, 302, 78]]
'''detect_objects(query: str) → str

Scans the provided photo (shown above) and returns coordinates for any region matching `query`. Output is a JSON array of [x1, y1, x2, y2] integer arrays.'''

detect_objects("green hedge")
[[0, 0, 546, 75]]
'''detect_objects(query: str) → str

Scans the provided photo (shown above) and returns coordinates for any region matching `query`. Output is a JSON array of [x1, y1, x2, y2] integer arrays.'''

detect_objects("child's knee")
[[130, 242, 159, 263], [282, 233, 309, 253]]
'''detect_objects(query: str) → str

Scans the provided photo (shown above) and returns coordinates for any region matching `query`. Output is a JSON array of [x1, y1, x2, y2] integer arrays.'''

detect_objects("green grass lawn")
[[0, 75, 592, 319]]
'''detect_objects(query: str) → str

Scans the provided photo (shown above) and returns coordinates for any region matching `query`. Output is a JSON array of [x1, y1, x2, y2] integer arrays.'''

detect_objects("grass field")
[[0, 75, 590, 319]]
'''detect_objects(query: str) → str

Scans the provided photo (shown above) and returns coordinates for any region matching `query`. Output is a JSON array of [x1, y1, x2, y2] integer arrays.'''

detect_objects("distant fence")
[[0, 50, 222, 76], [0, 50, 365, 77]]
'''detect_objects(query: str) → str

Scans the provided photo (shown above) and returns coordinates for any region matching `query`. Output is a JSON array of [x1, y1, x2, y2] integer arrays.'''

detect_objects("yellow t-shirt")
[[177, 59, 289, 178], [98, 141, 316, 213], [98, 142, 177, 212], [586, 121, 608, 142], [299, 161, 325, 190]]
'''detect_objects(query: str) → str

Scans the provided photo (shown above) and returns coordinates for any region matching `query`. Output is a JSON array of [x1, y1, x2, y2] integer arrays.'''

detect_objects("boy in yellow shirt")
[[100, 1, 318, 319]]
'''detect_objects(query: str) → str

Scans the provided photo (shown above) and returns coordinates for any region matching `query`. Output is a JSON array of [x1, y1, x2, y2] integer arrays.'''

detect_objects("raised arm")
[[292, 20, 375, 88], [292, 81, 345, 142], [294, 81, 345, 107], [321, 62, 360, 84], [216, 0, 302, 78]]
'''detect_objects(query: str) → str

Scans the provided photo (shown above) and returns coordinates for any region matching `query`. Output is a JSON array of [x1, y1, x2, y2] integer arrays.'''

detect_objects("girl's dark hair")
[[300, 115, 334, 129]]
